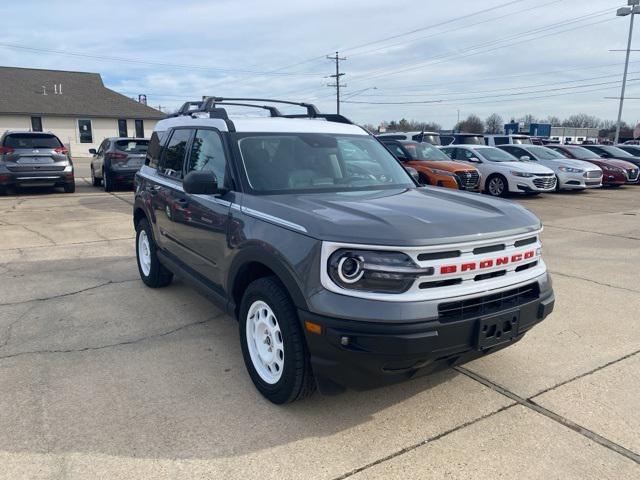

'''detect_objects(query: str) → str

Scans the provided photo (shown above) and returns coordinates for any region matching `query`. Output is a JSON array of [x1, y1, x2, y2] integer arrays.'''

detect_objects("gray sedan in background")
[[90, 137, 149, 191]]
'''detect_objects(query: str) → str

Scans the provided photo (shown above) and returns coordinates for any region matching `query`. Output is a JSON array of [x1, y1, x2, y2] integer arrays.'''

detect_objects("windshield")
[[527, 146, 566, 160], [458, 135, 485, 145], [402, 142, 451, 161], [3, 133, 62, 149], [563, 146, 600, 159], [475, 147, 518, 162], [237, 133, 414, 193], [601, 146, 635, 157], [115, 139, 149, 153]]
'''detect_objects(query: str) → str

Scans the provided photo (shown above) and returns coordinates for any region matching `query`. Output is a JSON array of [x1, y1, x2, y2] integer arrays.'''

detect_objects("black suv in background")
[[133, 98, 554, 404], [0, 131, 75, 195], [90, 137, 149, 191]]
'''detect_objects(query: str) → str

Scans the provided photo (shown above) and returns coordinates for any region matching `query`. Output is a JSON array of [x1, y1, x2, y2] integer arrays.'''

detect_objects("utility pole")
[[614, 1, 640, 144], [327, 51, 346, 114]]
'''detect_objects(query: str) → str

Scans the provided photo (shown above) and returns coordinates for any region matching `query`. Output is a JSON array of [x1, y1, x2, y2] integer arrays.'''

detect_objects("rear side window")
[[3, 133, 62, 149], [492, 137, 508, 145], [159, 129, 192, 179], [115, 139, 149, 154]]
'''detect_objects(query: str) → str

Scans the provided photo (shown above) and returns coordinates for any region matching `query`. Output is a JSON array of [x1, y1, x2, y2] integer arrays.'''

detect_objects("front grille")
[[532, 177, 556, 189], [438, 283, 540, 322], [585, 170, 602, 179], [627, 169, 639, 181], [6, 165, 65, 172], [455, 170, 480, 189]]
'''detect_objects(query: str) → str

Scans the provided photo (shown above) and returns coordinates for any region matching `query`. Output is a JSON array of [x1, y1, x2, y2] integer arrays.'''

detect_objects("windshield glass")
[[115, 139, 149, 153], [512, 137, 532, 144], [237, 133, 414, 193], [602, 146, 635, 157], [527, 146, 566, 160], [475, 147, 518, 162], [458, 135, 484, 145], [563, 146, 600, 159], [411, 133, 441, 145], [4, 133, 62, 149], [402, 142, 451, 161]]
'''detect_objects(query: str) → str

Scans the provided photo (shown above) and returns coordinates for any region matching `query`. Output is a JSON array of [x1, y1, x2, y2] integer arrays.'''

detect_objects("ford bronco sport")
[[133, 97, 555, 404]]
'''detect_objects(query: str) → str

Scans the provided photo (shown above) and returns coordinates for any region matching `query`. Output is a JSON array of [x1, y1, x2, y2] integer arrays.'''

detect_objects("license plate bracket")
[[476, 310, 520, 350]]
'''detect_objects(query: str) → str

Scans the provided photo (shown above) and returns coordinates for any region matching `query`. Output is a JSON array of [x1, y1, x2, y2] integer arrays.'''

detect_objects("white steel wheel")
[[246, 300, 285, 384], [488, 176, 505, 196], [138, 230, 152, 277]]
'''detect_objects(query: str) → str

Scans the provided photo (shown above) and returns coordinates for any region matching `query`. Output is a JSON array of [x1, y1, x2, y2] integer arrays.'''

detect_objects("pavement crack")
[[545, 224, 640, 241], [332, 404, 516, 480], [0, 313, 223, 361], [455, 366, 640, 464], [548, 270, 640, 294], [0, 279, 137, 306]]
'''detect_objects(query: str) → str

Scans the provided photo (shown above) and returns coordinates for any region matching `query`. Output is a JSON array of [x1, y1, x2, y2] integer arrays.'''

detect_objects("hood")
[[407, 160, 476, 172], [242, 187, 541, 246], [540, 158, 600, 171], [573, 157, 636, 169], [611, 156, 640, 167], [504, 161, 554, 174]]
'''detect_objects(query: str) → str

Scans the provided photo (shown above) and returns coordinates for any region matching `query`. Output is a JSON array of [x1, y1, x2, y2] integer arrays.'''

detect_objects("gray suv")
[[133, 98, 555, 404], [0, 131, 75, 195], [90, 137, 149, 191]]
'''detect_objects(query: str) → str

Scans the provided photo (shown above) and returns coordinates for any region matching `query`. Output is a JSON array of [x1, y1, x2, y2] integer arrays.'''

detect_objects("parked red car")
[[546, 145, 636, 186]]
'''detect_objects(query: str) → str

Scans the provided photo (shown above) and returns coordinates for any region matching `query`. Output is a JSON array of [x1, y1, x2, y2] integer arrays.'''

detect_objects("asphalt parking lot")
[[0, 159, 639, 479]]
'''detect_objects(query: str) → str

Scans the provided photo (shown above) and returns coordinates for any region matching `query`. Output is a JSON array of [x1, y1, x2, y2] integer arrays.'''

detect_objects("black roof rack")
[[168, 97, 355, 126]]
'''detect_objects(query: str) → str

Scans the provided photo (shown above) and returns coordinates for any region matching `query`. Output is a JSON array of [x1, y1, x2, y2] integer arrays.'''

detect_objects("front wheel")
[[239, 277, 315, 404], [91, 166, 101, 187], [135, 218, 173, 288], [63, 182, 75, 193], [486, 174, 508, 197]]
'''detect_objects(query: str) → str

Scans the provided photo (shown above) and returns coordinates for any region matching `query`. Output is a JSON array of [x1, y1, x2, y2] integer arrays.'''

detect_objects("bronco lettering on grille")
[[439, 249, 536, 275]]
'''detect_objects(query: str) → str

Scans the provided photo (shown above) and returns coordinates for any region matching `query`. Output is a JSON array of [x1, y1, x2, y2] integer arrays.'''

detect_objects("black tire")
[[91, 166, 101, 187], [239, 276, 315, 404], [103, 168, 114, 192], [63, 182, 75, 193], [555, 175, 561, 192], [135, 218, 173, 288], [418, 173, 430, 186], [485, 174, 508, 197]]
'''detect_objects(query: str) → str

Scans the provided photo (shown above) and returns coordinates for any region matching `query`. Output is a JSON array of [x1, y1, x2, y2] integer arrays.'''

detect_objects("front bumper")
[[108, 167, 139, 183], [509, 175, 556, 193], [557, 172, 602, 190], [300, 283, 555, 394]]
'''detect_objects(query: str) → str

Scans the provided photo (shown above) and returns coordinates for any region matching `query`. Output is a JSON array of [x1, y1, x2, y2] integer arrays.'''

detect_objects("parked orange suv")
[[379, 138, 481, 191]]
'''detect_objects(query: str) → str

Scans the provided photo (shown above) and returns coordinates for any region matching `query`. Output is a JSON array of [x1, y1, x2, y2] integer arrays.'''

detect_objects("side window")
[[187, 129, 228, 186], [442, 148, 455, 159], [493, 137, 508, 145], [159, 129, 192, 179], [118, 119, 128, 137]]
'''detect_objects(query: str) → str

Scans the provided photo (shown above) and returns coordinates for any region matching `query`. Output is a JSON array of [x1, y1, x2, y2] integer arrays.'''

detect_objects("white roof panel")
[[231, 117, 367, 135]]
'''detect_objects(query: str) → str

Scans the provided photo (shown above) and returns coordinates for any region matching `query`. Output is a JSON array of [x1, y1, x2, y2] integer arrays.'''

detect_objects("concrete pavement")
[[0, 178, 638, 479]]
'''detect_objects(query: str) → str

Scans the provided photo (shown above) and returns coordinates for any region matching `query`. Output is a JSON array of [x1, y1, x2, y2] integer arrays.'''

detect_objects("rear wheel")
[[91, 166, 101, 187], [103, 169, 114, 192], [239, 277, 315, 404], [135, 218, 173, 288], [486, 174, 508, 197]]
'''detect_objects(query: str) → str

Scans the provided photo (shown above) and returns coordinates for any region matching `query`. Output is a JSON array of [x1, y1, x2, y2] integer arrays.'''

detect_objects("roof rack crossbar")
[[168, 101, 203, 117], [202, 97, 320, 117], [199, 101, 282, 117]]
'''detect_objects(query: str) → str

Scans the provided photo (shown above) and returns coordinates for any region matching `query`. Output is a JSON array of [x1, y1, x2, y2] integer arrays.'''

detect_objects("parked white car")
[[440, 145, 556, 197], [376, 131, 441, 145], [497, 145, 603, 190]]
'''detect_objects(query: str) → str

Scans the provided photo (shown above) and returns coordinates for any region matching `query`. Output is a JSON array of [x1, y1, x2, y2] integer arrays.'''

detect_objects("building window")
[[31, 116, 43, 132], [135, 119, 144, 138], [118, 119, 128, 137], [78, 119, 93, 143]]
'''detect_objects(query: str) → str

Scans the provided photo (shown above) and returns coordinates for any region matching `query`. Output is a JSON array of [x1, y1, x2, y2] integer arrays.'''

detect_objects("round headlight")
[[337, 255, 364, 283]]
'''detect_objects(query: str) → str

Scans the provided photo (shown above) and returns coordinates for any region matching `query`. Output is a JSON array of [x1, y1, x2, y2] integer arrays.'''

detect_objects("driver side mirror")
[[405, 166, 420, 183], [88, 148, 97, 155], [468, 157, 482, 163], [520, 155, 531, 161], [183, 170, 221, 195]]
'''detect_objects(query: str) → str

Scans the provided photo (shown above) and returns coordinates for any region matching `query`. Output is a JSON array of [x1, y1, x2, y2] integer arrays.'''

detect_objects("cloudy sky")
[[1, 0, 638, 127]]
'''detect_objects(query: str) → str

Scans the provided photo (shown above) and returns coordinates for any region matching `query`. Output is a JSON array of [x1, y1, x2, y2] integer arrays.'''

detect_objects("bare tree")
[[485, 113, 503, 134], [543, 115, 561, 126], [455, 114, 485, 134], [562, 114, 601, 128]]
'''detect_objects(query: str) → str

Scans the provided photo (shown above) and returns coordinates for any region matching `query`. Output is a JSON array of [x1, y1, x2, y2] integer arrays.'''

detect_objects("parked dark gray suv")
[[90, 137, 149, 191], [133, 98, 555, 404], [0, 131, 75, 195]]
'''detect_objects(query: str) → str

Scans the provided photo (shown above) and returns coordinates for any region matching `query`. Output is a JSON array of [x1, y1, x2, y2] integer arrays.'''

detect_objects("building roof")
[[0, 66, 165, 120]]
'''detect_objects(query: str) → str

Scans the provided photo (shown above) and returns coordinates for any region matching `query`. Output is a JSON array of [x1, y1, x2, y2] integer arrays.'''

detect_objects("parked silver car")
[[498, 145, 602, 190]]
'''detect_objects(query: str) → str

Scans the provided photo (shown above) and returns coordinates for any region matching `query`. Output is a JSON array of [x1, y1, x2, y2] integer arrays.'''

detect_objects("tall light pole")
[[614, 1, 640, 144]]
